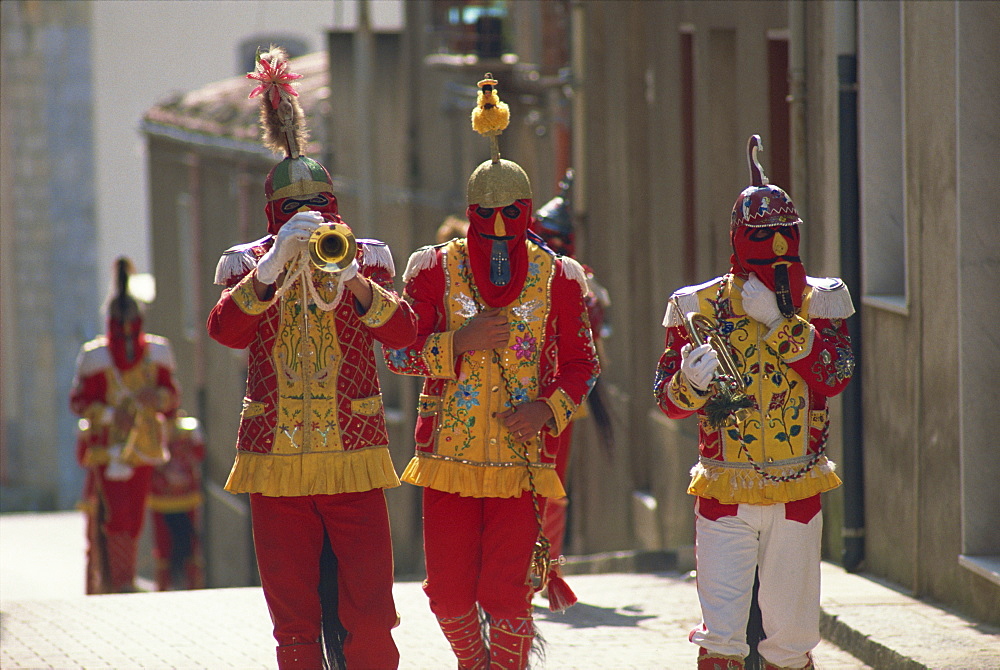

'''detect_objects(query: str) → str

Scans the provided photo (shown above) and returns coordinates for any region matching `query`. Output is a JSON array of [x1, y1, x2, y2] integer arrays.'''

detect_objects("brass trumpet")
[[673, 299, 753, 428], [308, 222, 357, 272]]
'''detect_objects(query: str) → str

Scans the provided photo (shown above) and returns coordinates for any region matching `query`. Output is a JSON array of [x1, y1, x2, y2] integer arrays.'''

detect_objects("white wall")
[[89, 0, 339, 296]]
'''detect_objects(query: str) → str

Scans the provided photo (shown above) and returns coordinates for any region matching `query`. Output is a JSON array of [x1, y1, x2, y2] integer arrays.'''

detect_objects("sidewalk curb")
[[820, 611, 923, 670], [562, 550, 1000, 669]]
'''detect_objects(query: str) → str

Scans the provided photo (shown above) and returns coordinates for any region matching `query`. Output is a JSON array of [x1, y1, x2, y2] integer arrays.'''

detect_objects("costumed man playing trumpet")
[[385, 76, 599, 670], [207, 47, 416, 670], [70, 257, 180, 594], [653, 136, 855, 670]]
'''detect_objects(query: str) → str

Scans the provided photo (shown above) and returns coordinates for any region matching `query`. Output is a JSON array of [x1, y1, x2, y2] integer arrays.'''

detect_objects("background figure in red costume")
[[528, 169, 615, 572], [148, 409, 205, 591], [207, 46, 416, 670], [70, 257, 180, 594], [385, 76, 600, 670], [653, 136, 855, 670]]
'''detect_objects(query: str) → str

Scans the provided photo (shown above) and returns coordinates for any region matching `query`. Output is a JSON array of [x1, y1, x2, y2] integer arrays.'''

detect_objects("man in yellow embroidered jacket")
[[206, 47, 416, 670], [384, 76, 600, 670], [653, 136, 855, 670]]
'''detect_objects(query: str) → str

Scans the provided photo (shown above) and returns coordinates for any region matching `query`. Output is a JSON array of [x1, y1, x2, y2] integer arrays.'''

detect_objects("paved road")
[[2, 511, 997, 669]]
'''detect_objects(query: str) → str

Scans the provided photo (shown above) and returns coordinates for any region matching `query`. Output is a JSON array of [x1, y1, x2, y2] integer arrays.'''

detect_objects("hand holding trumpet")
[[681, 342, 720, 392], [256, 211, 323, 285]]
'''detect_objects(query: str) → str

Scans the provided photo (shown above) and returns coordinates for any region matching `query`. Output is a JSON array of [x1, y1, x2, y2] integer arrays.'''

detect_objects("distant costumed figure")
[[528, 169, 615, 568], [70, 258, 179, 594], [207, 46, 416, 670], [148, 410, 205, 591], [385, 75, 600, 670], [653, 136, 855, 670]]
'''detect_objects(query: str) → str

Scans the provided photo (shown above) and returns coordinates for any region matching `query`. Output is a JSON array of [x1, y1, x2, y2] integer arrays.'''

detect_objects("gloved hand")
[[337, 259, 359, 282], [104, 446, 134, 481], [256, 211, 324, 285], [741, 273, 784, 329], [680, 342, 719, 392]]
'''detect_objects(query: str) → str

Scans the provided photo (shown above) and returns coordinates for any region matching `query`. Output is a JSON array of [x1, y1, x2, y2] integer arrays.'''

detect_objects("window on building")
[[680, 26, 696, 285], [858, 2, 906, 313], [429, 1, 509, 58], [766, 31, 790, 192]]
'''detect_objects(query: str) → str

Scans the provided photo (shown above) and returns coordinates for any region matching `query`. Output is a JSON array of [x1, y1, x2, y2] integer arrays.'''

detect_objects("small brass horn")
[[308, 222, 357, 272], [673, 298, 754, 428]]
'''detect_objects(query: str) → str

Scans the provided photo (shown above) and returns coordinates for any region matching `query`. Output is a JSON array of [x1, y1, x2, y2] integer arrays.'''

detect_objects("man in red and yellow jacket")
[[207, 47, 416, 670], [654, 136, 855, 670], [384, 76, 600, 670], [71, 258, 180, 594]]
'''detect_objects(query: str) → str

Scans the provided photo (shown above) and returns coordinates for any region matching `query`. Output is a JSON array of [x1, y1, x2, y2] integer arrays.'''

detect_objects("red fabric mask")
[[466, 199, 532, 307], [107, 314, 146, 371], [265, 192, 339, 234], [730, 224, 807, 316]]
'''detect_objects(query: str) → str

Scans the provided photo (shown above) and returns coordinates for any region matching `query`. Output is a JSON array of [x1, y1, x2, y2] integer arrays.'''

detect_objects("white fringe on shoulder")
[[662, 291, 700, 327], [402, 245, 440, 283], [806, 277, 855, 319], [214, 247, 257, 286], [145, 335, 176, 370], [358, 241, 396, 277], [559, 256, 589, 295]]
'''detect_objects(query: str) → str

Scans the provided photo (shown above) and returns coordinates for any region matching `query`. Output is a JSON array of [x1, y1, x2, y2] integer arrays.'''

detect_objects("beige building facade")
[[568, 0, 999, 625], [141, 0, 998, 624]]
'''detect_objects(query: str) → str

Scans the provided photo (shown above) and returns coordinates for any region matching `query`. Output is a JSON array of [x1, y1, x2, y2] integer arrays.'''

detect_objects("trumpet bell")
[[308, 222, 357, 272]]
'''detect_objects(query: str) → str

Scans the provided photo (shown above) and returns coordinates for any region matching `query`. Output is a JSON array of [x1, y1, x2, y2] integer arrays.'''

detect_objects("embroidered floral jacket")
[[207, 237, 417, 497], [70, 334, 180, 468], [653, 274, 855, 505], [384, 238, 600, 499]]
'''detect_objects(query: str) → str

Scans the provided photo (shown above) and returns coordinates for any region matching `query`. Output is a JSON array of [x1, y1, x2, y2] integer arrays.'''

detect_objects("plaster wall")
[[0, 1, 100, 510], [859, 1, 1000, 624], [577, 0, 832, 557]]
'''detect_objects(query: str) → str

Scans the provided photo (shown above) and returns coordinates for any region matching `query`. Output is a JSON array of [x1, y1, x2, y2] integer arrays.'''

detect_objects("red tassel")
[[546, 573, 577, 612]]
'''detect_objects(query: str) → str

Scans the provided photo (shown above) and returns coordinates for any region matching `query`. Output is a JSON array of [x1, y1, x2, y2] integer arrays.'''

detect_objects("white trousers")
[[690, 500, 822, 668]]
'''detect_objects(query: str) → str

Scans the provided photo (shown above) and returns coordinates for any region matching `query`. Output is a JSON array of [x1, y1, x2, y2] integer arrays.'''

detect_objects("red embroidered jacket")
[[70, 334, 180, 467], [207, 237, 417, 497]]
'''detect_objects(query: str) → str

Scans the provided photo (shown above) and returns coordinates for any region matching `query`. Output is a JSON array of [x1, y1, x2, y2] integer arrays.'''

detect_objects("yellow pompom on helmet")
[[467, 74, 531, 208]]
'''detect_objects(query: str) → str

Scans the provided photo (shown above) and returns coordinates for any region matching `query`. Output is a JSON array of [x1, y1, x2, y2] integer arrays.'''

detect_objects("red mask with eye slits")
[[730, 224, 807, 316], [465, 198, 532, 307], [265, 192, 340, 234], [730, 136, 807, 317], [107, 312, 146, 371]]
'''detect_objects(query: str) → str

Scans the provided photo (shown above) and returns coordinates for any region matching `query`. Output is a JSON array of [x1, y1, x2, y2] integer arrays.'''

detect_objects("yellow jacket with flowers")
[[654, 274, 855, 505], [384, 238, 600, 499]]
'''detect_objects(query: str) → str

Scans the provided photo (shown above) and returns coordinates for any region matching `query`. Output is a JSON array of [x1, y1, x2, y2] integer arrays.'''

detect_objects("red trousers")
[[84, 465, 152, 594], [540, 424, 574, 560], [422, 488, 538, 620], [250, 490, 399, 669], [151, 509, 204, 591]]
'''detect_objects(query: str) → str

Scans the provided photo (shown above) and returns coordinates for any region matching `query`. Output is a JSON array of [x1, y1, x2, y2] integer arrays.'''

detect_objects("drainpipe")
[[835, 0, 865, 573], [787, 0, 807, 220], [355, 0, 376, 236]]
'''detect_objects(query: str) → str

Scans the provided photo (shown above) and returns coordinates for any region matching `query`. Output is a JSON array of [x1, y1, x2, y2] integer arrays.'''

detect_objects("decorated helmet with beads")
[[730, 135, 802, 231], [248, 46, 339, 233]]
